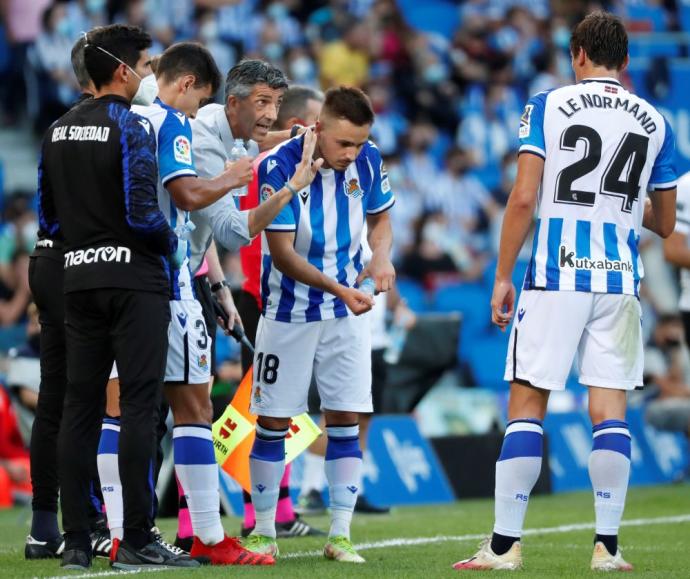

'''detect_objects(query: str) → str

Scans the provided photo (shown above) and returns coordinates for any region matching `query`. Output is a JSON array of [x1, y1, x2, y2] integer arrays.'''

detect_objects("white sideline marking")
[[39, 513, 690, 578], [282, 513, 690, 559]]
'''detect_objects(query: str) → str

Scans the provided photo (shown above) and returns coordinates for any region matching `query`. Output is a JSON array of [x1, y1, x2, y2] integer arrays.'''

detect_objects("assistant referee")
[[37, 25, 185, 570]]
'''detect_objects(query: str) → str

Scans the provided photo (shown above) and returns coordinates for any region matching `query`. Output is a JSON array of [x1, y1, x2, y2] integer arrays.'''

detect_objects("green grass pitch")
[[1, 484, 688, 578]]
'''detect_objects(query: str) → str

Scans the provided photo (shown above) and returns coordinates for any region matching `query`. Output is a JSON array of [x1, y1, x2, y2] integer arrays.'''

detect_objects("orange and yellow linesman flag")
[[212, 367, 322, 493]]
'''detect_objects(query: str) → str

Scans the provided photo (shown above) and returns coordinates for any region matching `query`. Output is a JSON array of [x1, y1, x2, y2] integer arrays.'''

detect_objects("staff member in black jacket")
[[26, 35, 110, 562], [37, 24, 196, 571]]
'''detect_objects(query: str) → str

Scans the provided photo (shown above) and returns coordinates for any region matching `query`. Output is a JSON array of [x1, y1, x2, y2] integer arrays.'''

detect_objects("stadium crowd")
[[0, 0, 688, 514]]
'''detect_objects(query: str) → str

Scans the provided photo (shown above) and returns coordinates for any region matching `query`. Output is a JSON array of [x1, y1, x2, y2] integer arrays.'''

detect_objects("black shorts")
[[193, 275, 217, 375]]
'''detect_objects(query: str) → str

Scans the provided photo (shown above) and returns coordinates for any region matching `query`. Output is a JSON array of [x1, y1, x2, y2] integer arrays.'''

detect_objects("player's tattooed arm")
[[492, 153, 543, 331]]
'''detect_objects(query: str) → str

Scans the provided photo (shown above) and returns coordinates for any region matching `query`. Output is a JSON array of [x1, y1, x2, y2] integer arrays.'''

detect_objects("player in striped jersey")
[[95, 43, 273, 567], [454, 12, 677, 572], [243, 87, 395, 563]]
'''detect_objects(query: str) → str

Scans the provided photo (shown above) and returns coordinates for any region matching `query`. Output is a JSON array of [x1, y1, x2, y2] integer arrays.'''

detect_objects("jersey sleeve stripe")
[[266, 224, 297, 232], [518, 145, 546, 159], [161, 168, 198, 185], [366, 196, 395, 214], [649, 181, 677, 190]]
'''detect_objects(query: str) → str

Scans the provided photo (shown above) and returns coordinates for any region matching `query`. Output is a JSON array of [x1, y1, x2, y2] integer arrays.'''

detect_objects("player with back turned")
[[36, 24, 196, 571], [454, 12, 676, 572]]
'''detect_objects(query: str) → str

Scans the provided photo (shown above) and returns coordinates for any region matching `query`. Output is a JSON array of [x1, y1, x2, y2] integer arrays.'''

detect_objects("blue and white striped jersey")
[[133, 98, 197, 300], [519, 77, 677, 296], [258, 136, 395, 323]]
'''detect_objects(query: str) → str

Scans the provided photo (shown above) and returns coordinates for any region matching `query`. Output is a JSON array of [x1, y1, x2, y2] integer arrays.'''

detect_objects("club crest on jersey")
[[344, 178, 363, 199], [198, 354, 208, 370], [253, 386, 262, 405], [519, 104, 533, 139], [174, 135, 192, 165], [261, 184, 275, 202]]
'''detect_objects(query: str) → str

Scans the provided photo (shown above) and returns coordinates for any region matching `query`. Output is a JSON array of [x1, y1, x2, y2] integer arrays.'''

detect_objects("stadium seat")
[[463, 331, 510, 391], [396, 278, 428, 312], [481, 258, 529, 291]]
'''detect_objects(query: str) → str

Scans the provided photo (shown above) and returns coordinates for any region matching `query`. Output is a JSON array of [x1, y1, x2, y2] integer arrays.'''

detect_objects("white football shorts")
[[250, 314, 373, 417], [504, 290, 643, 391], [166, 299, 212, 384]]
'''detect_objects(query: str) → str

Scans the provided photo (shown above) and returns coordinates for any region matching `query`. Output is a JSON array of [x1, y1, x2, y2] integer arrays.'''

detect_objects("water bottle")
[[383, 307, 412, 365], [229, 138, 249, 197], [172, 221, 196, 269], [359, 277, 376, 296], [175, 220, 196, 240]]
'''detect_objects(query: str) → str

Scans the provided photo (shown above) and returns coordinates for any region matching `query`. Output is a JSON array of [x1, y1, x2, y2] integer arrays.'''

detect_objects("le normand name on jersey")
[[51, 125, 111, 143], [557, 91, 657, 134]]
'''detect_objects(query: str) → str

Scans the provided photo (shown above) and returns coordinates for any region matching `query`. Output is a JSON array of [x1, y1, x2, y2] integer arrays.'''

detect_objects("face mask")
[[290, 56, 315, 81], [131, 73, 159, 106], [552, 27, 570, 51], [86, 0, 106, 14], [200, 20, 218, 42], [90, 43, 158, 105], [56, 17, 71, 37], [267, 3, 288, 20], [264, 42, 284, 61]]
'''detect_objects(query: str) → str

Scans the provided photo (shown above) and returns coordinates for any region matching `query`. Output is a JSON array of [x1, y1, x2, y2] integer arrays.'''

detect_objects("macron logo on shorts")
[[64, 246, 132, 268]]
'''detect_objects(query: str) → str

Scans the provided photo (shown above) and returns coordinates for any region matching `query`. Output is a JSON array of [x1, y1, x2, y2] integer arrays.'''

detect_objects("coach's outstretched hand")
[[338, 285, 375, 316], [491, 278, 515, 331], [288, 128, 324, 192]]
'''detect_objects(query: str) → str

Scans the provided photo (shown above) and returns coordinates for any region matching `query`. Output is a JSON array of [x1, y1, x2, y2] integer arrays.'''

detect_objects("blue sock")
[[492, 419, 543, 551], [325, 425, 362, 539], [590, 420, 631, 553], [249, 424, 288, 539], [173, 425, 224, 546]]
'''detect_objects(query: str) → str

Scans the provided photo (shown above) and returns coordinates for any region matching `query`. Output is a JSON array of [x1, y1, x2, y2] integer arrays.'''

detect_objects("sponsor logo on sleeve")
[[173, 135, 192, 165], [519, 104, 534, 139], [266, 158, 278, 174]]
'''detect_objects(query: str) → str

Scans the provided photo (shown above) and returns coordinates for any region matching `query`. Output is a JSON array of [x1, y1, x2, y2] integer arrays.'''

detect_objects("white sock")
[[590, 420, 631, 536], [325, 425, 362, 540], [300, 451, 326, 496], [97, 418, 123, 541], [493, 419, 543, 538], [173, 425, 224, 546], [249, 424, 288, 539]]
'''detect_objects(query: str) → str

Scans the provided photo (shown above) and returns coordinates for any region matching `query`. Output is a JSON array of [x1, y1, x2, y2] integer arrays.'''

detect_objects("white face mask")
[[131, 73, 158, 106], [89, 43, 158, 105]]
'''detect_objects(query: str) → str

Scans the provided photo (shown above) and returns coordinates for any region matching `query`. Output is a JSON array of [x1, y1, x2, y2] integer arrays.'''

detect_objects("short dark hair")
[[84, 24, 152, 90], [224, 59, 288, 100], [156, 42, 221, 94], [276, 85, 323, 128], [570, 11, 628, 71], [322, 86, 374, 126], [71, 35, 91, 90]]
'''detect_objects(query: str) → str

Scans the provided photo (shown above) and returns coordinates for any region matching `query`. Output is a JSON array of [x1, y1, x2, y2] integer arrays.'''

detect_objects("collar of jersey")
[[579, 76, 622, 86]]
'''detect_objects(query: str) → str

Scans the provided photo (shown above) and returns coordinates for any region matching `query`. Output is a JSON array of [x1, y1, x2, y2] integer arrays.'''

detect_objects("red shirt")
[[240, 151, 271, 309]]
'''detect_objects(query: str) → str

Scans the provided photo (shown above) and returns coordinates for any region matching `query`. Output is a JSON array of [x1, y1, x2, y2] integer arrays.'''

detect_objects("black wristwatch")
[[210, 280, 229, 293]]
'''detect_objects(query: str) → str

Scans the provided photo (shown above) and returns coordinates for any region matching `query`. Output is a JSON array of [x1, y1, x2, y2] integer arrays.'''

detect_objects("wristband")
[[210, 280, 229, 293], [290, 124, 302, 138], [285, 181, 299, 196]]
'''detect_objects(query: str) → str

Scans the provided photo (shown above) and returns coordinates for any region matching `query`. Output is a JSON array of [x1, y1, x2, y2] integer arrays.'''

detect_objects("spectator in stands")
[[0, 383, 31, 506], [0, 0, 52, 125], [6, 303, 41, 412], [644, 315, 690, 450], [0, 251, 30, 328], [319, 16, 370, 88], [33, 2, 79, 131]]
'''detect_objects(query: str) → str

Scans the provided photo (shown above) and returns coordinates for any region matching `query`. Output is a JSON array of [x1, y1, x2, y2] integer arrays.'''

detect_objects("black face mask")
[[28, 333, 40, 353], [664, 338, 682, 349]]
